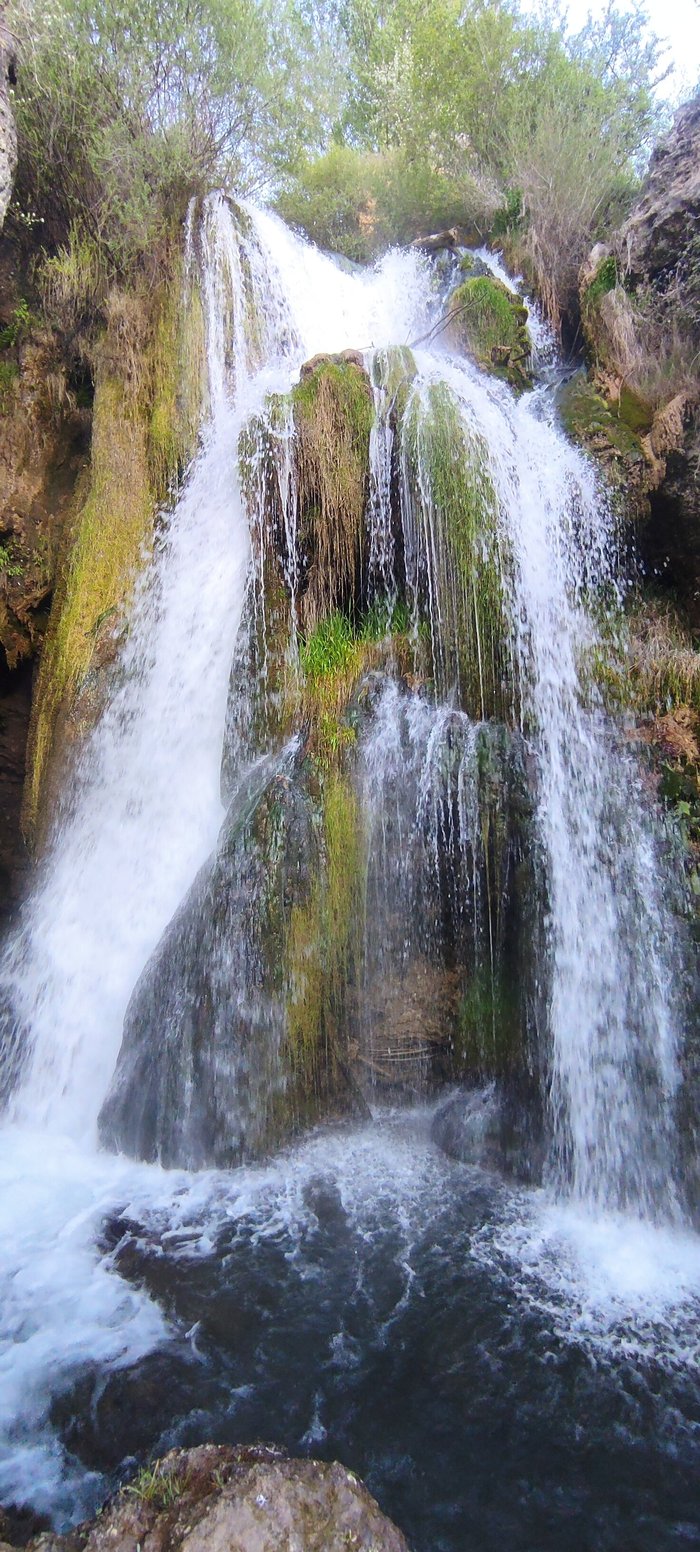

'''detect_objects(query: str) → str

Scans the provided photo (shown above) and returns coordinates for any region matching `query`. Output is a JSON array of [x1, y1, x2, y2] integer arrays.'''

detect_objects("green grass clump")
[[0, 543, 25, 579], [125, 1461, 190, 1509], [0, 358, 19, 407], [299, 612, 356, 680], [0, 299, 31, 352]]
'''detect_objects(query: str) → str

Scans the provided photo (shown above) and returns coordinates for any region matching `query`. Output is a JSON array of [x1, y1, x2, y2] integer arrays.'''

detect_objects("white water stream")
[[0, 200, 698, 1523]]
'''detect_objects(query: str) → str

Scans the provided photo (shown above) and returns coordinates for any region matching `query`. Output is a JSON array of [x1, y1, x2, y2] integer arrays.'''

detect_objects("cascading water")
[[0, 199, 699, 1550]]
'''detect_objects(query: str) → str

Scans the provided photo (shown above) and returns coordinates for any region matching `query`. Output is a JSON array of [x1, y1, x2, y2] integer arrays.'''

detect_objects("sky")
[[523, 0, 700, 101]]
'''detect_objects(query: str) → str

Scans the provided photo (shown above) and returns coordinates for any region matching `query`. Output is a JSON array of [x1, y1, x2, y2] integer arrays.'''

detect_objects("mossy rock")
[[398, 378, 513, 718], [24, 259, 206, 845], [615, 383, 654, 436], [99, 749, 366, 1168], [557, 372, 649, 517], [445, 275, 533, 389]]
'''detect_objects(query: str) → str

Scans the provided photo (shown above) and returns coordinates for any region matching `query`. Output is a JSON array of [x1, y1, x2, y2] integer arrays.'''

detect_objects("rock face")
[[618, 97, 700, 282], [99, 748, 364, 1167], [4, 1445, 411, 1552], [431, 1084, 544, 1184], [576, 96, 700, 611], [0, 26, 16, 233]]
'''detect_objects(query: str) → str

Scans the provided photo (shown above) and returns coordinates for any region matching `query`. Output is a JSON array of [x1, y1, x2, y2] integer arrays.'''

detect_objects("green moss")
[[616, 383, 654, 436], [370, 346, 416, 417], [26, 372, 154, 832], [283, 771, 364, 1111], [558, 372, 646, 475], [446, 275, 532, 389], [25, 259, 206, 842], [583, 254, 618, 313], [400, 380, 511, 720], [148, 261, 205, 493], [454, 965, 521, 1078]]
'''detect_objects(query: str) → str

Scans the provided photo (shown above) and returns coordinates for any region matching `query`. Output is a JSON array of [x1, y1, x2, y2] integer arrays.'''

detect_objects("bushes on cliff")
[[6, 0, 326, 282]]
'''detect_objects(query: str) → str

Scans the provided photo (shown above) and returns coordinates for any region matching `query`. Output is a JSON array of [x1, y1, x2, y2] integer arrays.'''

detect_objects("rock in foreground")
[[17, 1445, 411, 1552]]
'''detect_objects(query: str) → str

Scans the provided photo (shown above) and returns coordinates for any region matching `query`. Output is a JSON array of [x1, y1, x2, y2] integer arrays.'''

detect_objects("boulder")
[[444, 273, 533, 390], [99, 748, 364, 1168], [9, 1445, 411, 1552], [576, 99, 700, 608]]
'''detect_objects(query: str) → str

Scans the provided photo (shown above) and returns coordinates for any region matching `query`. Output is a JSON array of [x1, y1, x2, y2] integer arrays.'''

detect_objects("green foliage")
[[0, 300, 32, 351], [8, 0, 330, 282], [293, 0, 664, 321], [584, 255, 619, 312], [125, 1462, 190, 1508], [277, 144, 498, 260], [40, 229, 106, 327], [0, 544, 24, 579], [300, 612, 356, 679]]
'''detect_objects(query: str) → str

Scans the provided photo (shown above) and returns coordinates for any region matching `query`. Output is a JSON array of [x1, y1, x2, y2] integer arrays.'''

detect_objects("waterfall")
[[0, 195, 698, 1533], [0, 195, 291, 1135], [0, 197, 687, 1197]]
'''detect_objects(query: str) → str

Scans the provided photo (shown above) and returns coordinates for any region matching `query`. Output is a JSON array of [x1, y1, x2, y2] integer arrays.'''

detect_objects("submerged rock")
[[432, 1085, 543, 1184], [7, 1445, 410, 1552]]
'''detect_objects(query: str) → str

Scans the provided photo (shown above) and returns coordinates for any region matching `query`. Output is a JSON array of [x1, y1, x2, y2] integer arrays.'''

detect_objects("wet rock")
[[299, 348, 367, 379], [11, 1446, 411, 1552], [0, 1507, 51, 1547], [410, 226, 482, 255], [432, 1085, 543, 1184], [557, 371, 651, 518], [577, 100, 700, 601], [99, 748, 362, 1168]]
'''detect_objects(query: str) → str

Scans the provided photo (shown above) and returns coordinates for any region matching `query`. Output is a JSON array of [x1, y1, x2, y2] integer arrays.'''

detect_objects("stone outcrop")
[[0, 25, 16, 233], [618, 97, 700, 282], [575, 96, 700, 611], [0, 1445, 411, 1552]]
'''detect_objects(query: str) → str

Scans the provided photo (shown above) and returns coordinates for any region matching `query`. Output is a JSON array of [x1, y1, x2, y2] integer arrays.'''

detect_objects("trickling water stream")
[[0, 199, 698, 1549]]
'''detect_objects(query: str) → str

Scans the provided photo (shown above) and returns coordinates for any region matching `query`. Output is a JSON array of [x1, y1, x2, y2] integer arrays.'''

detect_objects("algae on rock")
[[398, 378, 513, 720], [100, 748, 366, 1168], [23, 257, 206, 844]]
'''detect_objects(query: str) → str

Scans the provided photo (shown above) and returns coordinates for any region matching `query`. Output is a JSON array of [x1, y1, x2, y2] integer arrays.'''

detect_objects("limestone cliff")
[[0, 25, 16, 234]]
